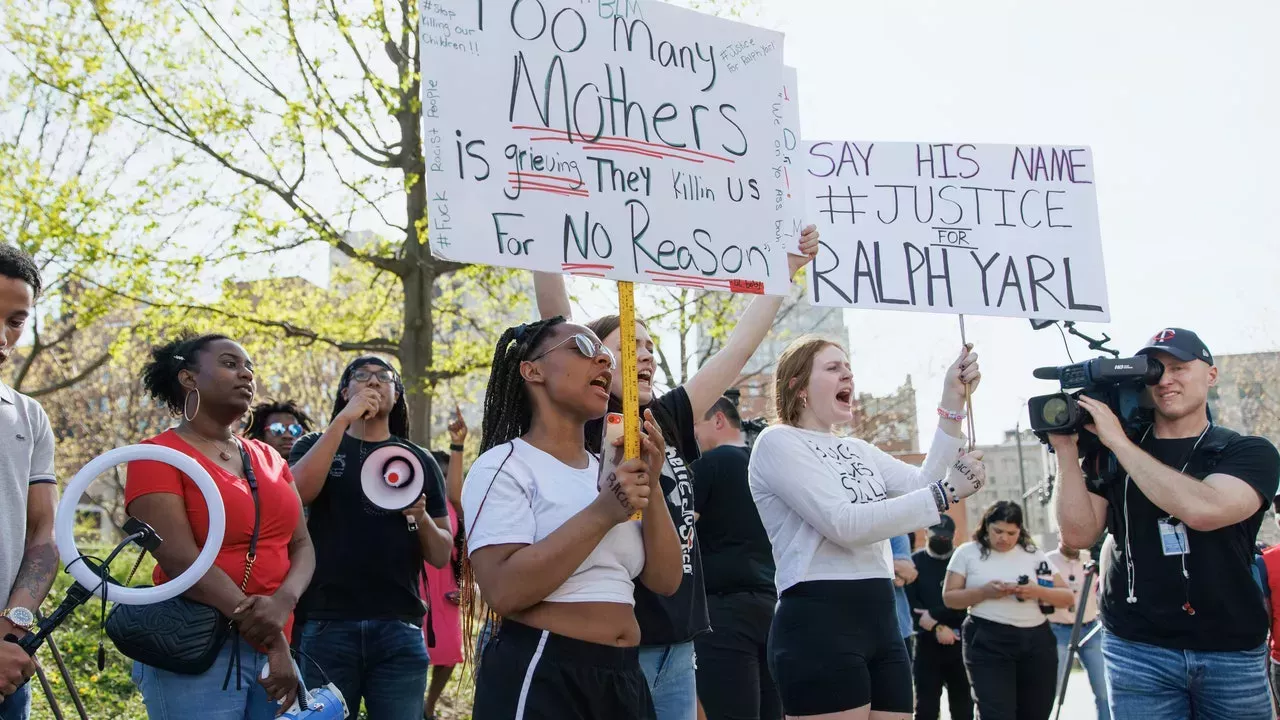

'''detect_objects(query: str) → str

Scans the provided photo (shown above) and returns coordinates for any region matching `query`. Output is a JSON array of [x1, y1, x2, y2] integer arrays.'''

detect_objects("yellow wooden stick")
[[618, 281, 643, 520]]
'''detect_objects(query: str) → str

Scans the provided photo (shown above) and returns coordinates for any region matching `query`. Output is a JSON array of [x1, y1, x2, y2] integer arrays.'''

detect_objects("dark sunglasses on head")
[[268, 422, 304, 438], [351, 369, 396, 383], [529, 333, 617, 369]]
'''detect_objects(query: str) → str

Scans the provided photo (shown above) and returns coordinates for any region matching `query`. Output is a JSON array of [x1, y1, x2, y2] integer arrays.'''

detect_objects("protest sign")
[[771, 67, 804, 254], [421, 0, 790, 295], [805, 141, 1108, 321]]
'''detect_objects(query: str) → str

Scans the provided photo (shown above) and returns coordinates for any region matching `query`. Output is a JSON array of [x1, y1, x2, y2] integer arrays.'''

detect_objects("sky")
[[586, 0, 1279, 446]]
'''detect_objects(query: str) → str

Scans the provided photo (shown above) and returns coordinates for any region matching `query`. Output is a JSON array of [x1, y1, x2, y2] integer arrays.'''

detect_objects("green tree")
[[3, 0, 525, 444]]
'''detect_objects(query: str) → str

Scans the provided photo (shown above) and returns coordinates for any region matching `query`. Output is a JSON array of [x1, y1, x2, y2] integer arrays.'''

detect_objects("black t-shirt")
[[906, 549, 967, 643], [1090, 429, 1280, 651], [588, 386, 710, 646], [691, 444, 775, 596], [290, 432, 448, 624]]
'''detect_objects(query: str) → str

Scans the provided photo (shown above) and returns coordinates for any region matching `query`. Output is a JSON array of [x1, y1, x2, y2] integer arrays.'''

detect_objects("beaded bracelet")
[[937, 406, 967, 422]]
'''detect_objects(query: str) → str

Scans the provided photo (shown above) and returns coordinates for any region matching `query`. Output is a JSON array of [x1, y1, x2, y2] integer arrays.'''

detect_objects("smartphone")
[[599, 413, 642, 520]]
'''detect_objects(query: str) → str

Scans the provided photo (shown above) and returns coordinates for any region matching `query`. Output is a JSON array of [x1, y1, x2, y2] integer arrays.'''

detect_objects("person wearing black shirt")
[[906, 515, 972, 720], [690, 396, 780, 720], [531, 225, 817, 720], [289, 356, 454, 720], [1054, 328, 1280, 720]]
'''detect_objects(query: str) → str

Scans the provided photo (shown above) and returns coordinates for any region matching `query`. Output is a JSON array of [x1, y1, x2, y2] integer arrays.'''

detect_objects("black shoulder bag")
[[107, 441, 262, 675]]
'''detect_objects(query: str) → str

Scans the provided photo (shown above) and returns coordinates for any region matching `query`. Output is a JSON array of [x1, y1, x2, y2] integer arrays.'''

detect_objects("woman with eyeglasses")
[[245, 400, 314, 459], [462, 316, 682, 719], [530, 229, 821, 720], [288, 356, 455, 720]]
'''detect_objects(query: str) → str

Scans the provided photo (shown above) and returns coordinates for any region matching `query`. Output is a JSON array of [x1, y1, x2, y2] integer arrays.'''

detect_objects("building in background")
[[1211, 351, 1280, 545], [963, 429, 1056, 547]]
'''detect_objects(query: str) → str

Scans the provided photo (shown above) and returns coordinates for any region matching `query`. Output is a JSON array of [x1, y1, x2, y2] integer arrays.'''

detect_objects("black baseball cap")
[[927, 515, 956, 537], [1137, 328, 1213, 366]]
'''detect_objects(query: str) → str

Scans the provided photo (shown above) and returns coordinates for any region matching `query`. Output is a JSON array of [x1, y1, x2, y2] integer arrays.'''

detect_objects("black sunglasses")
[[268, 422, 304, 438], [351, 368, 396, 384]]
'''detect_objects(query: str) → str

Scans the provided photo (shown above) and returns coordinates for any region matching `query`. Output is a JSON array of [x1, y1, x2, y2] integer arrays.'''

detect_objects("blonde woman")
[[749, 337, 986, 720]]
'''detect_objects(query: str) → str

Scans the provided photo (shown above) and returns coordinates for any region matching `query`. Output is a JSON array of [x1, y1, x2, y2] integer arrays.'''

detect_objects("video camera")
[[1028, 355, 1163, 485]]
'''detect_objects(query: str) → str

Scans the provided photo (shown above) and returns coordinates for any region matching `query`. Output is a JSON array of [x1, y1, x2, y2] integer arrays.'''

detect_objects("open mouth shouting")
[[590, 370, 614, 400], [835, 387, 853, 410], [637, 368, 653, 390]]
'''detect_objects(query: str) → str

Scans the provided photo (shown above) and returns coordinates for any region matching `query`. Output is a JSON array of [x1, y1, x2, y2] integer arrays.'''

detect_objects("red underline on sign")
[[570, 272, 607, 278], [644, 270, 733, 288], [527, 136, 671, 161], [509, 171, 585, 188], [512, 125, 735, 164], [783, 166, 791, 192], [562, 263, 615, 271], [509, 180, 589, 198]]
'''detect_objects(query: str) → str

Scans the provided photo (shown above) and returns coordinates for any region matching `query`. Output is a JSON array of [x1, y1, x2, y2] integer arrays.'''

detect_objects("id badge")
[[1158, 518, 1190, 556]]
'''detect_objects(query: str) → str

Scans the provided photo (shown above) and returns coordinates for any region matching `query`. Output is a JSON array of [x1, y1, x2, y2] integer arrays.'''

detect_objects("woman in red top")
[[125, 334, 315, 719]]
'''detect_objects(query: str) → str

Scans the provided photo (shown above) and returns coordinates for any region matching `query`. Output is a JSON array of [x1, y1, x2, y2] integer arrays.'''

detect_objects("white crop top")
[[461, 438, 645, 605]]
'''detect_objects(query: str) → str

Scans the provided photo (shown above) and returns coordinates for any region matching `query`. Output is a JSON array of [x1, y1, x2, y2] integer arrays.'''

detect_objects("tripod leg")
[[32, 658, 66, 720], [44, 635, 89, 720]]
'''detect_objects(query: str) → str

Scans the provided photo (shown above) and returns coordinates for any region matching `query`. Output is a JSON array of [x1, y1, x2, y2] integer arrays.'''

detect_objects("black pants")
[[472, 620, 655, 720], [961, 617, 1057, 720], [695, 591, 781, 720], [914, 634, 973, 720]]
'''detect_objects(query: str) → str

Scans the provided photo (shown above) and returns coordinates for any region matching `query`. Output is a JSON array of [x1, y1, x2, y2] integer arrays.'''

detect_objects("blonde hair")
[[773, 336, 845, 426]]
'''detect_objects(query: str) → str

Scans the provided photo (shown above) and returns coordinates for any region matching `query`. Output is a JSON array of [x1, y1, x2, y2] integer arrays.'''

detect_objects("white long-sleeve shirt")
[[749, 425, 964, 594]]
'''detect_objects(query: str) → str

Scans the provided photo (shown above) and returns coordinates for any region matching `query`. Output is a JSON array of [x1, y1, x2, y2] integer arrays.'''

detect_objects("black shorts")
[[767, 579, 912, 716], [694, 590, 782, 720], [472, 619, 655, 720]]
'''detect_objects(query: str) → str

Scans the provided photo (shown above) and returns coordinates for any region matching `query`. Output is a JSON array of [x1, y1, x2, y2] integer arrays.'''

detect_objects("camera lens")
[[1041, 396, 1069, 426]]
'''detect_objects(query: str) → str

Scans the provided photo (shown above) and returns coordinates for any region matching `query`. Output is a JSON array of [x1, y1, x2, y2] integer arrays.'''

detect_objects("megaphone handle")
[[406, 516, 418, 532]]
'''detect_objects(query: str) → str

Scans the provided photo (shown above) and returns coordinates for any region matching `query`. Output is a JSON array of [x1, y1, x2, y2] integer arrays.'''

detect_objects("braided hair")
[[330, 355, 410, 438], [462, 316, 565, 673], [478, 317, 566, 452], [139, 333, 233, 415], [244, 400, 315, 442]]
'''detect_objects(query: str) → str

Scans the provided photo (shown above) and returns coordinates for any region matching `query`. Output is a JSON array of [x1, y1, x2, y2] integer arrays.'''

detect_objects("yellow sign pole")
[[617, 280, 643, 520]]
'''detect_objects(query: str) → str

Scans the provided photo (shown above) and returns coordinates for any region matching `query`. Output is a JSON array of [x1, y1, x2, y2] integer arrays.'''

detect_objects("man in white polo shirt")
[[0, 244, 58, 720]]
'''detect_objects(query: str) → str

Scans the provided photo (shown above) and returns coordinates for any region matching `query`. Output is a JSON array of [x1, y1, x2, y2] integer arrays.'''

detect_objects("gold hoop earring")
[[183, 389, 201, 422]]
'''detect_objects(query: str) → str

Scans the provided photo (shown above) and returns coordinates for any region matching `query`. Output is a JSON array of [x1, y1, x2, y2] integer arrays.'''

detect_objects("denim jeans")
[[297, 619, 430, 720], [639, 641, 696, 720], [131, 641, 277, 720], [1102, 632, 1270, 720], [1052, 621, 1110, 720], [0, 681, 29, 720]]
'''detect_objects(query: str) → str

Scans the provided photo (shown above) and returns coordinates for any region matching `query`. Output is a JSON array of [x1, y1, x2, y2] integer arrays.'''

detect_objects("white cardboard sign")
[[805, 141, 1108, 321], [422, 0, 791, 295]]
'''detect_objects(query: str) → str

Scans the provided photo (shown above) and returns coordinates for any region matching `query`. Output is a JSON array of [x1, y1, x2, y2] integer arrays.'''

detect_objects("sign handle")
[[618, 281, 643, 520], [959, 314, 977, 452]]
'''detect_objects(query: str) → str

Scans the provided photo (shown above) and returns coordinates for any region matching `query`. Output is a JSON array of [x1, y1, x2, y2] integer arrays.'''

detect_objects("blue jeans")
[[297, 619, 429, 720], [0, 681, 29, 720], [131, 641, 277, 719], [1052, 621, 1110, 720], [1102, 632, 1270, 720], [639, 642, 696, 720]]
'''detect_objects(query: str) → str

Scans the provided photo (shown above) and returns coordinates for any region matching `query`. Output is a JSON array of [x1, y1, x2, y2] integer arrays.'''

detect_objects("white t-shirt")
[[1045, 549, 1098, 625], [749, 425, 963, 594], [461, 438, 644, 605], [947, 540, 1054, 628]]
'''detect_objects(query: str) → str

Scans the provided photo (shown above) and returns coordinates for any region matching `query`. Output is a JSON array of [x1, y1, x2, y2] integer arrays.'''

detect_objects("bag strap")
[[237, 440, 262, 591]]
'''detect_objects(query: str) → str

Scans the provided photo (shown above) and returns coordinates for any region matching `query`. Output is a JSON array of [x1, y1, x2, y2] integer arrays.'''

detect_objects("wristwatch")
[[1, 606, 35, 631]]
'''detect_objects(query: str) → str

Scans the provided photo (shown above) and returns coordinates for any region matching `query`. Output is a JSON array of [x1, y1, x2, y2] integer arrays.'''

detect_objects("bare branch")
[[27, 351, 112, 398]]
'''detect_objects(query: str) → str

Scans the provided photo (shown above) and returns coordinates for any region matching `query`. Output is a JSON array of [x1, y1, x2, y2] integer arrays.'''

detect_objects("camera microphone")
[[1032, 367, 1062, 380]]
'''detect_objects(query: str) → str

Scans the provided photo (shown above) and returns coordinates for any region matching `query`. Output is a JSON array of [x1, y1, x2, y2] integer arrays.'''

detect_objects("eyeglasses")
[[351, 369, 396, 384], [529, 333, 616, 369], [268, 422, 304, 438]]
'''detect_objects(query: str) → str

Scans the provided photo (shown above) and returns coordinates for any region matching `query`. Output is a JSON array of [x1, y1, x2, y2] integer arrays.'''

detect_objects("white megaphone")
[[359, 442, 426, 532]]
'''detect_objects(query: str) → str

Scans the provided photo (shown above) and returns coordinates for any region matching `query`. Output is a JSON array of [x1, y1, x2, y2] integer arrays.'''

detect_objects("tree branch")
[[27, 350, 112, 398]]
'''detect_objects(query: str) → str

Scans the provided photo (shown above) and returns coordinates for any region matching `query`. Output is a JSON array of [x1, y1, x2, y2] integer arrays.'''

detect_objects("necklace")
[[181, 426, 237, 461]]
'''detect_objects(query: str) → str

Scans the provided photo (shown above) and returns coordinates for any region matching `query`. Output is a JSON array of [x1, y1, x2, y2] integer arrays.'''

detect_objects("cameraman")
[[1052, 328, 1280, 720]]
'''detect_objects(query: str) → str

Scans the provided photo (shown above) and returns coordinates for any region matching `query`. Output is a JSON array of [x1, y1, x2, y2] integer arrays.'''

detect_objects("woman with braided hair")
[[461, 317, 683, 719]]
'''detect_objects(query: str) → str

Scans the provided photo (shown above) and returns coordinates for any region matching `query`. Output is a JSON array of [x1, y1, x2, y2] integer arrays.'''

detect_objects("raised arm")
[[1049, 433, 1110, 549], [446, 405, 469, 511], [684, 226, 819, 417], [290, 388, 380, 504], [533, 272, 573, 320]]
